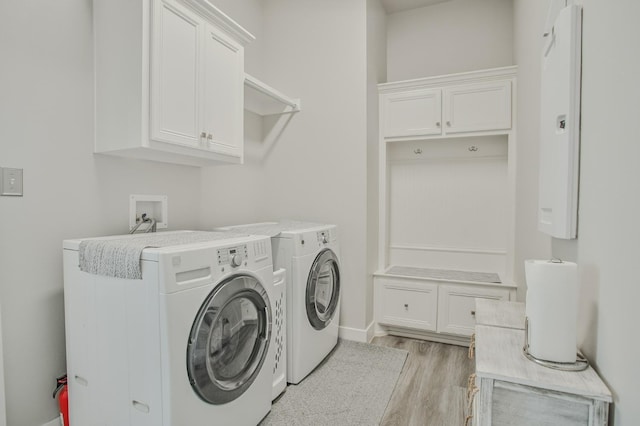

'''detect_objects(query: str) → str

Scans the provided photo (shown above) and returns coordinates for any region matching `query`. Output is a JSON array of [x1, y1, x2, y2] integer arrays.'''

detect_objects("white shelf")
[[244, 73, 301, 116]]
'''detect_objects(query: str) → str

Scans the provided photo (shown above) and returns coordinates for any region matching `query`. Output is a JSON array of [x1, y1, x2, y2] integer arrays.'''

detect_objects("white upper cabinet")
[[201, 23, 244, 156], [380, 67, 515, 141], [443, 81, 511, 134], [383, 89, 442, 138], [94, 0, 254, 167], [150, 0, 203, 149]]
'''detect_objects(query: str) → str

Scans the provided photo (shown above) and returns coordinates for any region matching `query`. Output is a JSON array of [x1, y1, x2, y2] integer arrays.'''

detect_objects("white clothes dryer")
[[63, 231, 275, 426], [216, 222, 341, 384]]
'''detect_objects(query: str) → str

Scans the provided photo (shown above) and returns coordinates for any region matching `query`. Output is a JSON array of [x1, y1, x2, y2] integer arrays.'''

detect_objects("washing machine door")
[[305, 248, 341, 330], [187, 274, 271, 405]]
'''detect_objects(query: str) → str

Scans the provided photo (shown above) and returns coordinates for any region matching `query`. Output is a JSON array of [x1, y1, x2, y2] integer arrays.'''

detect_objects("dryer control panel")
[[217, 245, 248, 267]]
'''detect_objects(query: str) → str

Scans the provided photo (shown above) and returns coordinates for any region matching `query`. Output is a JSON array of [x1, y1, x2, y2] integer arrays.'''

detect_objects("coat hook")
[[468, 146, 478, 152], [414, 148, 423, 154]]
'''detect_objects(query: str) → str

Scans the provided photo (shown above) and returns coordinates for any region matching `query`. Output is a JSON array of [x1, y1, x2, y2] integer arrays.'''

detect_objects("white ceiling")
[[381, 0, 452, 14]]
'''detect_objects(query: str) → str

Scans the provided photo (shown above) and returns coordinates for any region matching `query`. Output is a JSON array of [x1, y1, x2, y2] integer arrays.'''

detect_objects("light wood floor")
[[371, 336, 474, 426]]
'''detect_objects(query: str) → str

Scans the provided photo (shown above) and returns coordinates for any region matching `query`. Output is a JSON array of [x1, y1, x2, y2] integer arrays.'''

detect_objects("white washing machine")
[[216, 222, 341, 384], [63, 231, 276, 426]]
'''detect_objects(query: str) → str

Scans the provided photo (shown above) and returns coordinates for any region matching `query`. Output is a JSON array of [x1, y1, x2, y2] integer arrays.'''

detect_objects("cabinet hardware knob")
[[207, 134, 213, 140], [446, 121, 451, 127], [200, 132, 207, 138], [471, 310, 476, 316], [414, 148, 423, 155], [404, 303, 408, 309], [468, 146, 479, 152], [436, 122, 441, 127]]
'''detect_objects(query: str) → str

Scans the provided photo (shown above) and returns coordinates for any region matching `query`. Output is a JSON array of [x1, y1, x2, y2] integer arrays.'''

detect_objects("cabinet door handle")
[[200, 132, 207, 138], [207, 134, 213, 140], [404, 303, 409, 309], [446, 121, 451, 127], [471, 310, 476, 316], [436, 121, 441, 127]]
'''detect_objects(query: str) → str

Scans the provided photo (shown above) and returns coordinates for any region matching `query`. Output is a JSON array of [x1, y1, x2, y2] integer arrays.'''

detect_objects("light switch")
[[1, 167, 23, 196]]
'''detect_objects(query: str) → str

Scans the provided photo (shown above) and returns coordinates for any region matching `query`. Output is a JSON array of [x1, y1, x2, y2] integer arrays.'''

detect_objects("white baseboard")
[[365, 321, 375, 342], [339, 321, 375, 343], [42, 417, 60, 426]]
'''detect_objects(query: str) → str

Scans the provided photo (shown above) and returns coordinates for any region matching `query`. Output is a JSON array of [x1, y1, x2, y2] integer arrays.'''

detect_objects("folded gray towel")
[[78, 231, 244, 280]]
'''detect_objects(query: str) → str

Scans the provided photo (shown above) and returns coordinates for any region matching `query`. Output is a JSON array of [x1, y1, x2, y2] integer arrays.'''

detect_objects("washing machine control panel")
[[217, 245, 248, 267], [317, 231, 330, 245]]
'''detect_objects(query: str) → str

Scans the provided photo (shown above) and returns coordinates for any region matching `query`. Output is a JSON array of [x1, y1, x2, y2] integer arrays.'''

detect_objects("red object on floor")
[[53, 375, 70, 426]]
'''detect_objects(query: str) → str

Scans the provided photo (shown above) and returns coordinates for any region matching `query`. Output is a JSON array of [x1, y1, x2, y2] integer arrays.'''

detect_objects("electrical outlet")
[[1, 167, 23, 196]]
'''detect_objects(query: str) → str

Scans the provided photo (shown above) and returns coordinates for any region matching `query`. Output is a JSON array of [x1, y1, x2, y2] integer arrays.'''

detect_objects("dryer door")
[[187, 274, 271, 405], [305, 248, 341, 330]]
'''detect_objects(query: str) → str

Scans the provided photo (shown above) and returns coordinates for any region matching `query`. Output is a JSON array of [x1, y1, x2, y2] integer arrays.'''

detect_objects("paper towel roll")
[[525, 259, 578, 363]]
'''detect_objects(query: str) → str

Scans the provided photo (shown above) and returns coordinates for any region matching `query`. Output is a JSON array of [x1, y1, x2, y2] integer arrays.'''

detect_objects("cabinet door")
[[201, 24, 244, 158], [491, 382, 592, 426], [383, 89, 442, 138], [150, 0, 203, 148], [443, 81, 511, 134], [379, 279, 438, 331], [437, 284, 510, 336]]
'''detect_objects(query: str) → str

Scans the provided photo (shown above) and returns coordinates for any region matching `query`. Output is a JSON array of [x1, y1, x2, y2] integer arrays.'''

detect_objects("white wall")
[[200, 0, 370, 335], [366, 0, 387, 329], [387, 0, 514, 81], [260, 0, 369, 333], [0, 305, 5, 426], [515, 0, 640, 423], [0, 2, 202, 425], [512, 0, 552, 298], [207, 0, 265, 79], [565, 0, 640, 423]]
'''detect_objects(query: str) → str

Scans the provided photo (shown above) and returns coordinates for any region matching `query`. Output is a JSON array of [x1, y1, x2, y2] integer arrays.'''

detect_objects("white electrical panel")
[[538, 4, 582, 239]]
